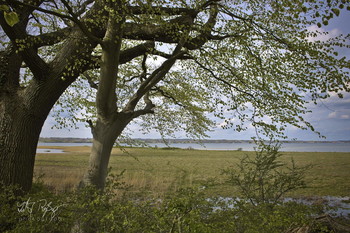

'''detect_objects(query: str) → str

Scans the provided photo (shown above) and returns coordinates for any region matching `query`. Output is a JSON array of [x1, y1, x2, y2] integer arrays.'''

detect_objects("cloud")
[[217, 119, 234, 128], [340, 114, 350, 119], [307, 25, 342, 42], [328, 111, 337, 119]]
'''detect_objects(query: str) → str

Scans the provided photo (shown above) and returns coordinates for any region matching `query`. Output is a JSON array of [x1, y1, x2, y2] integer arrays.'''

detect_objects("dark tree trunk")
[[0, 95, 44, 192], [0, 48, 75, 192], [0, 81, 75, 192]]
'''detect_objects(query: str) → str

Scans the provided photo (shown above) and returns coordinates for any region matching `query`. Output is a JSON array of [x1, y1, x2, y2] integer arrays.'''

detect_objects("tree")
[[0, 0, 203, 192], [71, 1, 349, 189], [1, 1, 349, 192]]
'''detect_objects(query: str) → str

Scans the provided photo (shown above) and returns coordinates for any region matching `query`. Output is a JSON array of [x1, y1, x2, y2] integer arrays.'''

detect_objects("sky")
[[40, 9, 350, 141]]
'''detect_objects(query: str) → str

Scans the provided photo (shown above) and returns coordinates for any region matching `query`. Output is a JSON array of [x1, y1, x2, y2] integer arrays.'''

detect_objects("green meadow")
[[34, 146, 350, 198]]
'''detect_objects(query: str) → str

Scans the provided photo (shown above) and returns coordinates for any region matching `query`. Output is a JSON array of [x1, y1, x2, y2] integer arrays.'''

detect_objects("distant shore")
[[39, 137, 350, 144]]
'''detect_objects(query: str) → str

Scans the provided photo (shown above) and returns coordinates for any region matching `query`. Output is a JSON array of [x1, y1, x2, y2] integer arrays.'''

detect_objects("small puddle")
[[284, 196, 350, 218], [214, 196, 350, 218], [36, 148, 64, 154]]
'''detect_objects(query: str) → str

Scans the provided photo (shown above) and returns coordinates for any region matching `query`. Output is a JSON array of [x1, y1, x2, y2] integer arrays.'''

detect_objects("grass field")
[[34, 146, 350, 198]]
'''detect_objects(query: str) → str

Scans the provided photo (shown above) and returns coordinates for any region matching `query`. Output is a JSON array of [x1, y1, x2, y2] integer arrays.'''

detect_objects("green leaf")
[[4, 11, 19, 27], [331, 8, 340, 17], [0, 4, 10, 11]]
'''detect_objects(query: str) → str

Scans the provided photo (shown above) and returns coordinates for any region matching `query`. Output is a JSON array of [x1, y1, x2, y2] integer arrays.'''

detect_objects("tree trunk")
[[0, 94, 45, 192], [80, 113, 132, 190], [0, 58, 76, 193]]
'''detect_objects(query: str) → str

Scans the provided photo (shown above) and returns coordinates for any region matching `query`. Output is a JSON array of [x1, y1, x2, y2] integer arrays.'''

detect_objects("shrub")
[[222, 140, 311, 205]]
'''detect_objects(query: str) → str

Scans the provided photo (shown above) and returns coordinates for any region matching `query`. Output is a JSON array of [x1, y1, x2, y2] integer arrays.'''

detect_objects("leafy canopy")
[[4, 0, 349, 140]]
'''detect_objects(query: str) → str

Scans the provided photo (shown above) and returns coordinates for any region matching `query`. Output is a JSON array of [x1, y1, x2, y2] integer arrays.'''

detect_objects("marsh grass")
[[35, 146, 350, 197]]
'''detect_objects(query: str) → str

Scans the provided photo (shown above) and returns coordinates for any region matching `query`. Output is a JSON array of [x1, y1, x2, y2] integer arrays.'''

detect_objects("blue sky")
[[40, 10, 350, 141]]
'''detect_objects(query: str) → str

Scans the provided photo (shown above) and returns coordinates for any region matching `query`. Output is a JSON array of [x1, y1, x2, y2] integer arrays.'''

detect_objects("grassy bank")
[[34, 146, 350, 197]]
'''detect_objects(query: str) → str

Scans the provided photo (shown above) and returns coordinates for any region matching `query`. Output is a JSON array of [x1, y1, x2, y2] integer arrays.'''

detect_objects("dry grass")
[[34, 146, 350, 197]]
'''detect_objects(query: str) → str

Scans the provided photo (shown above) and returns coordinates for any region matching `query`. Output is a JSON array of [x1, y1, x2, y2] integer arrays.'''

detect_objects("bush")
[[222, 140, 311, 205], [0, 182, 72, 233]]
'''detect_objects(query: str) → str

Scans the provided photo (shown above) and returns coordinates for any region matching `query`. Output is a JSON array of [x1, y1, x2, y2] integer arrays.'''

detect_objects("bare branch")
[[191, 55, 257, 100], [149, 49, 192, 60], [127, 5, 198, 16], [75, 0, 95, 17], [184, 5, 219, 50], [152, 86, 187, 108], [28, 27, 73, 48], [144, 92, 155, 110], [83, 72, 98, 89]]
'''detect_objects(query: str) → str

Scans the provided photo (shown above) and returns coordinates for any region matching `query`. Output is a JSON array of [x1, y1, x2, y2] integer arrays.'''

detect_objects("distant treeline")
[[39, 137, 350, 144]]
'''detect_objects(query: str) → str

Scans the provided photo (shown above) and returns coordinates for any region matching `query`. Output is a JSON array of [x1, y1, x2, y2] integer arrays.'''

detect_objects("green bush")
[[222, 140, 311, 205], [0, 182, 72, 233]]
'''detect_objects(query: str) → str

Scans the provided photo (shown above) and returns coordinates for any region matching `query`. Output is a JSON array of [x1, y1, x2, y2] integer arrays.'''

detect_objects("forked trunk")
[[80, 114, 132, 190]]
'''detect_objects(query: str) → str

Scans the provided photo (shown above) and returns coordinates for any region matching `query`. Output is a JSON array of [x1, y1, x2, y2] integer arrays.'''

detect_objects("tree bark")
[[79, 6, 127, 190], [80, 113, 132, 189], [0, 81, 64, 192], [0, 98, 42, 192], [0, 46, 81, 193]]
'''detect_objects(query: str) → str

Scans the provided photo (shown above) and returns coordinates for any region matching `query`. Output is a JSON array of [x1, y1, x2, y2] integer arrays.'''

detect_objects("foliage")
[[0, 171, 337, 233], [0, 5, 19, 27], [0, 182, 72, 233], [222, 140, 311, 205], [7, 0, 346, 140]]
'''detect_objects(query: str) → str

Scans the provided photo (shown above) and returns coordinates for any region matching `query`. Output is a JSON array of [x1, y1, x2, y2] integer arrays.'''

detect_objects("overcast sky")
[[40, 10, 350, 141]]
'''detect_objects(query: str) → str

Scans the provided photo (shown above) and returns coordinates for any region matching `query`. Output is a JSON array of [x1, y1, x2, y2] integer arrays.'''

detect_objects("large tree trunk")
[[80, 114, 132, 189], [0, 47, 75, 193], [0, 46, 47, 193], [0, 80, 72, 192], [0, 97, 44, 192]]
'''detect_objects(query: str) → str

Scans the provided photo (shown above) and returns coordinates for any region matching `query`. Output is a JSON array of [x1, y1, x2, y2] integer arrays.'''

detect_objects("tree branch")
[[83, 72, 98, 89], [27, 27, 73, 48], [152, 86, 187, 108], [124, 44, 187, 113], [96, 1, 125, 119], [184, 5, 219, 50], [12, 0, 103, 44], [149, 49, 192, 60], [191, 55, 257, 100], [0, 16, 49, 80], [132, 92, 156, 118], [127, 5, 198, 16]]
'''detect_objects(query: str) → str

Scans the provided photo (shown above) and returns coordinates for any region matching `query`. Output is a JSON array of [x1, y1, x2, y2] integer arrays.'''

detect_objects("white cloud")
[[328, 111, 337, 119], [216, 118, 236, 128], [307, 25, 342, 42], [340, 114, 350, 119]]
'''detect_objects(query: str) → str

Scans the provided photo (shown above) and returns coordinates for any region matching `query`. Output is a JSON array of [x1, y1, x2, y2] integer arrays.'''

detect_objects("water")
[[284, 196, 350, 218], [215, 196, 350, 218], [37, 142, 350, 152], [38, 142, 92, 147], [36, 148, 64, 153]]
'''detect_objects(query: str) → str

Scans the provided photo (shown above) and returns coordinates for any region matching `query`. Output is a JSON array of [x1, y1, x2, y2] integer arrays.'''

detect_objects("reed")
[[34, 146, 350, 197]]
